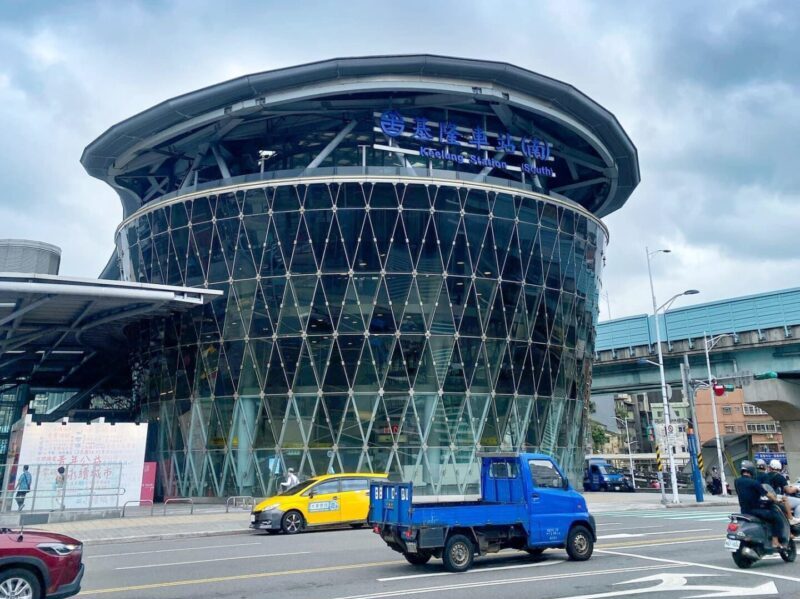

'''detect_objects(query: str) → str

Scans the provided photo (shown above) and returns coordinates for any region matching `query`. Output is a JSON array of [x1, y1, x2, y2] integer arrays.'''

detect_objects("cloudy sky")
[[1, 0, 797, 319]]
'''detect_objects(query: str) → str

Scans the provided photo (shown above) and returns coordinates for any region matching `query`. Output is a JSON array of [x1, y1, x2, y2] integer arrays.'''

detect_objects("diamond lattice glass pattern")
[[122, 182, 605, 497]]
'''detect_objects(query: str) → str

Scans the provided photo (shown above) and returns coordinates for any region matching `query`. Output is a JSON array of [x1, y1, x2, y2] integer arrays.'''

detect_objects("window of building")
[[725, 425, 736, 433], [746, 422, 779, 433], [721, 406, 732, 415], [743, 404, 768, 416]]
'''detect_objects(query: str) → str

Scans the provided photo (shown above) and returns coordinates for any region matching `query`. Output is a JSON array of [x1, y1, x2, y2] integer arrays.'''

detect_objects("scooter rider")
[[734, 460, 787, 549], [765, 459, 800, 524], [755, 459, 768, 482]]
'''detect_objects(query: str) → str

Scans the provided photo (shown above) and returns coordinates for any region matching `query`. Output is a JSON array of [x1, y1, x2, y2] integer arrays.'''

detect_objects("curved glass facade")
[[121, 179, 605, 497]]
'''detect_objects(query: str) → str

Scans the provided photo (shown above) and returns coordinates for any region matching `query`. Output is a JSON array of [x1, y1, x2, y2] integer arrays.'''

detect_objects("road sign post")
[[681, 358, 704, 503]]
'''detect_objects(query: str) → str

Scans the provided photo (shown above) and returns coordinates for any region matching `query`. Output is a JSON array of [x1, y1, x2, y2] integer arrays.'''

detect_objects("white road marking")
[[554, 572, 777, 599], [114, 551, 310, 570], [597, 525, 664, 532], [598, 528, 711, 539], [377, 558, 565, 581], [87, 542, 263, 559], [601, 538, 719, 549], [598, 549, 800, 583], [334, 564, 684, 599]]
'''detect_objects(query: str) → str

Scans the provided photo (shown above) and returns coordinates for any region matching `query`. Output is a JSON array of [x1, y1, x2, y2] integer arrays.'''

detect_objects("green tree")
[[590, 422, 608, 451]]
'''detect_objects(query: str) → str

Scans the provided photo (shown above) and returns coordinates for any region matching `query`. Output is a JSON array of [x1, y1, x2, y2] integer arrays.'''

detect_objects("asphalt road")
[[76, 507, 800, 599]]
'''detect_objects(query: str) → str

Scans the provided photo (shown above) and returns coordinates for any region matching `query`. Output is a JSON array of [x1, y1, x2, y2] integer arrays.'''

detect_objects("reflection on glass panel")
[[124, 181, 605, 496]]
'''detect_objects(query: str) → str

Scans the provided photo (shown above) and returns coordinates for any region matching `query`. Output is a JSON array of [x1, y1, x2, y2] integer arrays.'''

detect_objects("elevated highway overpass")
[[591, 286, 800, 475]]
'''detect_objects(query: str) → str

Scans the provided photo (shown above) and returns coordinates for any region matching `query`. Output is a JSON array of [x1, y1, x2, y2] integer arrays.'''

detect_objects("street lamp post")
[[703, 331, 733, 497], [646, 246, 699, 504]]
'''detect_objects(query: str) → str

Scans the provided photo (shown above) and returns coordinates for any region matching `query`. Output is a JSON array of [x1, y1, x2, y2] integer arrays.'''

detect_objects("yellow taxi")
[[250, 472, 388, 534]]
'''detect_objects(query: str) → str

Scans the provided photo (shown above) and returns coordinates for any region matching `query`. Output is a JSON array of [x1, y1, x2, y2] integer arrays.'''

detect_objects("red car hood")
[[3, 529, 81, 547]]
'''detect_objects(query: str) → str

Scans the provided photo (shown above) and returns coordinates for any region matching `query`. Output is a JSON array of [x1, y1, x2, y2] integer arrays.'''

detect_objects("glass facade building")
[[83, 56, 639, 497]]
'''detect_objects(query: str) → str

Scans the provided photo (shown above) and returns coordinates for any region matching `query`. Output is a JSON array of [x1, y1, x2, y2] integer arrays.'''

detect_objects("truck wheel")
[[404, 551, 432, 566], [566, 525, 594, 561], [281, 510, 304, 534], [443, 534, 475, 572]]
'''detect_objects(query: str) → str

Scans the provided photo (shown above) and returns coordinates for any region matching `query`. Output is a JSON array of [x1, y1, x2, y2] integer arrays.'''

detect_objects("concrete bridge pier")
[[744, 378, 800, 479]]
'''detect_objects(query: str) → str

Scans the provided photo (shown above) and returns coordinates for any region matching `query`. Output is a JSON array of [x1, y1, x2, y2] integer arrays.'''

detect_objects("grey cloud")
[[0, 0, 797, 317]]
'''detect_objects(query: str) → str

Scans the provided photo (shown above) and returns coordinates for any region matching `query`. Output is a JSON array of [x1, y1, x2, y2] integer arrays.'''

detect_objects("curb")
[[665, 501, 737, 509], [79, 528, 252, 546]]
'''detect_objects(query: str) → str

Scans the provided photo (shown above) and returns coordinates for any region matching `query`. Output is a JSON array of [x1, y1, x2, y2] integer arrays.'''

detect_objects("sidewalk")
[[29, 511, 252, 545], [584, 490, 738, 512]]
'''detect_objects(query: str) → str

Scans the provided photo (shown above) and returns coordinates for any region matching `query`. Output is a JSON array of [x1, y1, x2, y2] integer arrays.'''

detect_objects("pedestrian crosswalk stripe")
[[591, 510, 733, 521]]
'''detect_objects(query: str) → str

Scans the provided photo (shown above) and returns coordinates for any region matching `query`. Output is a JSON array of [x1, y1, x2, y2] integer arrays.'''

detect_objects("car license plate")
[[250, 514, 256, 524], [724, 538, 740, 551]]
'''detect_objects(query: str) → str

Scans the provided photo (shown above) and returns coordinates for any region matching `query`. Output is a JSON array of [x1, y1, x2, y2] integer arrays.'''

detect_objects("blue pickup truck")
[[369, 452, 595, 572], [583, 459, 634, 492]]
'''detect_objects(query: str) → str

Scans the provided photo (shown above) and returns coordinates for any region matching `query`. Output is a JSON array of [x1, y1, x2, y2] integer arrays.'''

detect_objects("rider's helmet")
[[740, 460, 756, 477], [769, 459, 783, 471], [756, 458, 767, 470]]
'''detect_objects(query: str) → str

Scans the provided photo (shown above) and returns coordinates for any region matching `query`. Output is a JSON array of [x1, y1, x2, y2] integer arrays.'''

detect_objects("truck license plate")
[[724, 538, 740, 551], [406, 542, 417, 553]]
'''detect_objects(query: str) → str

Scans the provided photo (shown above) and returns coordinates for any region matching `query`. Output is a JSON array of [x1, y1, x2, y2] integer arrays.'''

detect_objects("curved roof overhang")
[[0, 273, 222, 387], [82, 55, 639, 220]]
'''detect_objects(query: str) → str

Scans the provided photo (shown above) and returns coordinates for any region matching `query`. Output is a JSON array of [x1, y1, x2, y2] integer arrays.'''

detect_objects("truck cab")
[[583, 459, 634, 492], [369, 452, 595, 572]]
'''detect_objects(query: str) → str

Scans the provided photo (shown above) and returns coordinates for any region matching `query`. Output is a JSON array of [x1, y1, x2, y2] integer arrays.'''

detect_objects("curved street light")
[[646, 246, 700, 504]]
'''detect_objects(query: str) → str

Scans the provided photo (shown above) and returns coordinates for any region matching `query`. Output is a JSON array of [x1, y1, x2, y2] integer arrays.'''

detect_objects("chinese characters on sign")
[[378, 109, 555, 177], [16, 416, 148, 510]]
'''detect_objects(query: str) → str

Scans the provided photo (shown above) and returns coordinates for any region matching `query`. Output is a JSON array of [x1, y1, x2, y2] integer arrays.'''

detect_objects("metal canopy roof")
[[0, 273, 222, 386], [81, 54, 640, 219]]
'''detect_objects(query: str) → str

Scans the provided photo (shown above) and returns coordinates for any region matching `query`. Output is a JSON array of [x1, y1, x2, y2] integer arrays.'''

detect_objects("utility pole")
[[704, 332, 730, 497], [681, 354, 704, 503]]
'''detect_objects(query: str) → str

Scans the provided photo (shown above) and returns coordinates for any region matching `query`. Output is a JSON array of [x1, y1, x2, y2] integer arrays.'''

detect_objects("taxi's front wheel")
[[281, 510, 304, 534]]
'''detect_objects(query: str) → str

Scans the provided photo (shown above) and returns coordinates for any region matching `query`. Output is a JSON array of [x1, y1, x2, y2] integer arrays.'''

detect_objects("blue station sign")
[[375, 109, 555, 178]]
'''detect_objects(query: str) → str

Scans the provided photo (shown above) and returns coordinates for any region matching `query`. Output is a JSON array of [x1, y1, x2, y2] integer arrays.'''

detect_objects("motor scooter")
[[726, 503, 800, 568]]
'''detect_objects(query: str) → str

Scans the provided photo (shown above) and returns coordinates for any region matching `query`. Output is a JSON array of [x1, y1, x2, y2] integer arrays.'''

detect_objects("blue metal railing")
[[596, 287, 800, 353]]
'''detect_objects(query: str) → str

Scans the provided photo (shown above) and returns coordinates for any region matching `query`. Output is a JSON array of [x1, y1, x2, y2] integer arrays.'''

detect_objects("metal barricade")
[[162, 497, 194, 515], [122, 499, 154, 517], [1, 486, 126, 513], [1, 461, 125, 513], [226, 496, 255, 512]]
